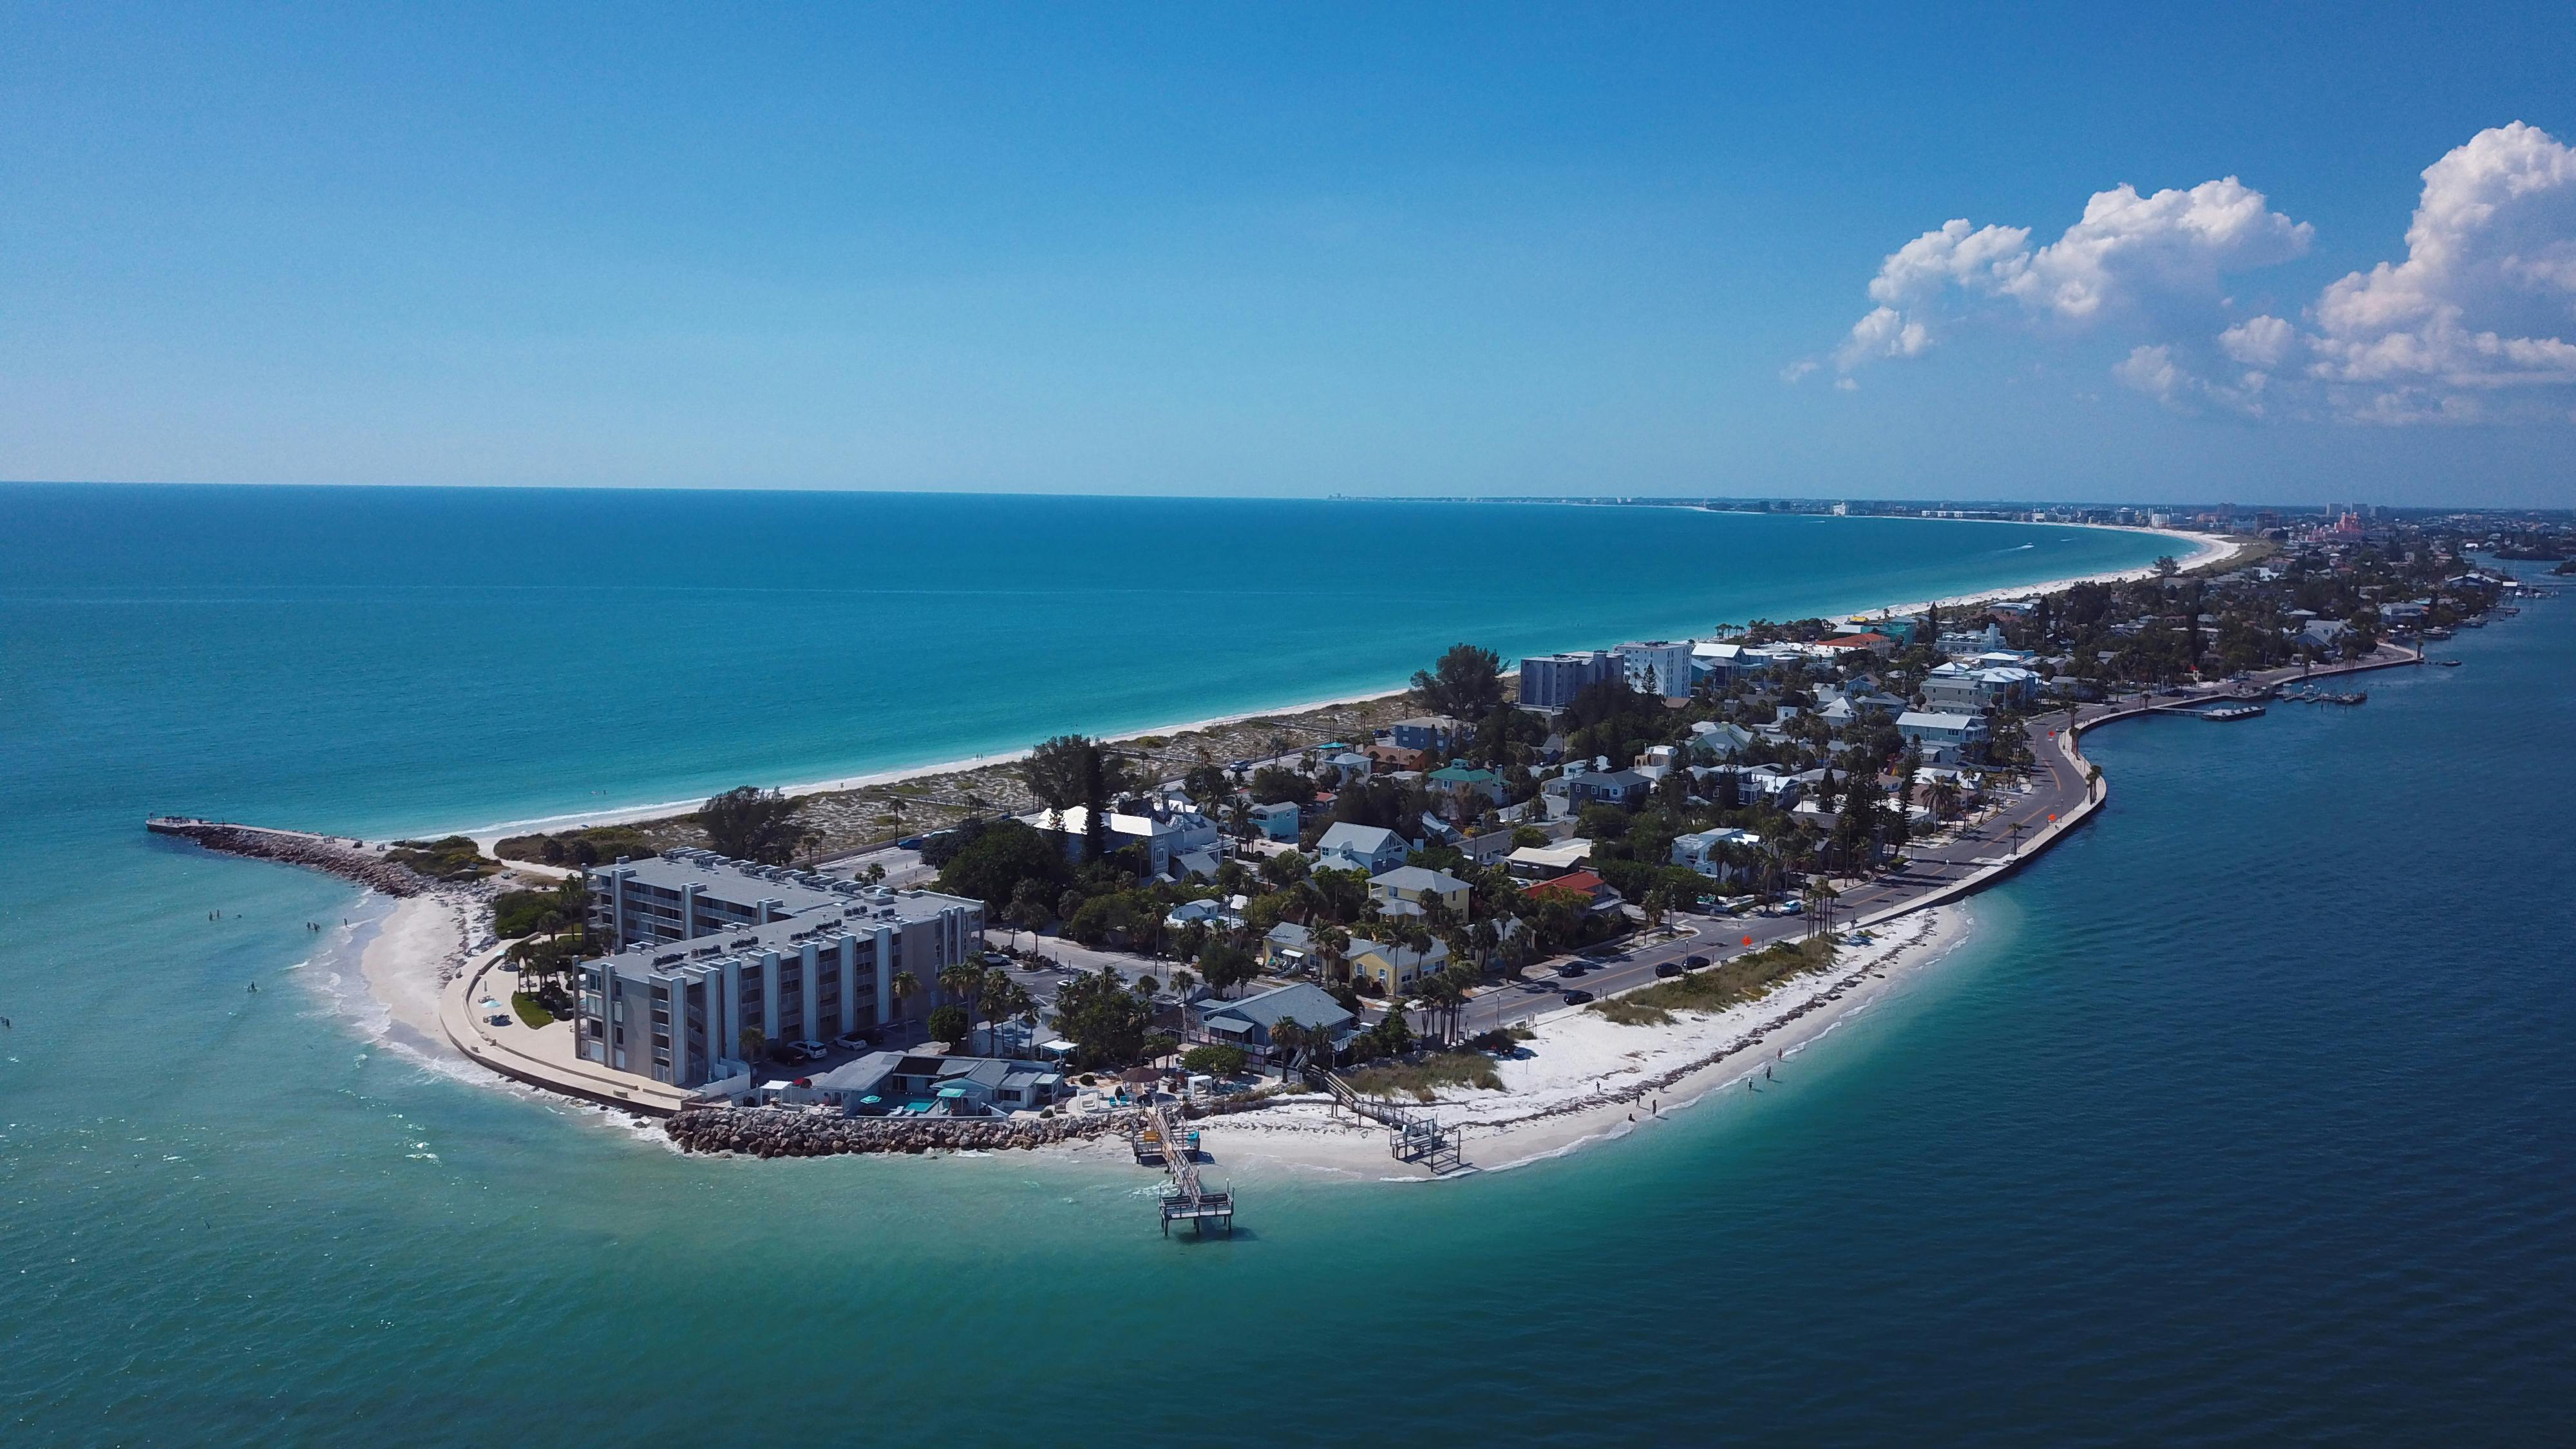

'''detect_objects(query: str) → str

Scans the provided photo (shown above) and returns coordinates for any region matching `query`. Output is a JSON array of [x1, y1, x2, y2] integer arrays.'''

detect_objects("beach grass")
[[1591, 936, 1838, 1026], [1345, 1052, 1506, 1102]]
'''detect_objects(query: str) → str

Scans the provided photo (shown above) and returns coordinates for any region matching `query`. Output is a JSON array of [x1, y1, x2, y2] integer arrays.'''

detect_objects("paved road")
[[951, 645, 2421, 1048], [1402, 644, 2423, 1041]]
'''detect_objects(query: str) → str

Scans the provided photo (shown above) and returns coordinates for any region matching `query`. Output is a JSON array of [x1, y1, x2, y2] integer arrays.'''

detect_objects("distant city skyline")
[[4, 5, 2571, 506]]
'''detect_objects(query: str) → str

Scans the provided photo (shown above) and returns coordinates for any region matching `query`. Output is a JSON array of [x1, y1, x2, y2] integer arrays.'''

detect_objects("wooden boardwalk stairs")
[[1320, 1070, 1464, 1174], [1134, 1103, 1235, 1236]]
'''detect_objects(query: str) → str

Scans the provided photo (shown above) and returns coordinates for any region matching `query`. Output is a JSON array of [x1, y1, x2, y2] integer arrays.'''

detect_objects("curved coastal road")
[[1421, 645, 2422, 1039]]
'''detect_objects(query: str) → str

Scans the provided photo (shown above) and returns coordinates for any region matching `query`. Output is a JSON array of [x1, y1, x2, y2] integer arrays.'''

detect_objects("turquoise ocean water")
[[3, 485, 2568, 1443]]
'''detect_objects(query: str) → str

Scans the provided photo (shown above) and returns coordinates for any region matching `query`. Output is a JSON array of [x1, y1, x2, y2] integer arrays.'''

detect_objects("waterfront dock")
[[1321, 1069, 1464, 1173], [1137, 1103, 1235, 1236]]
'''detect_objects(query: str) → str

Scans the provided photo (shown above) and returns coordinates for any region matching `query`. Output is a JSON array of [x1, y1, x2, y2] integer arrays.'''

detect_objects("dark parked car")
[[1685, 954, 1711, 969], [896, 836, 926, 850], [1560, 989, 1595, 1005], [1653, 961, 1683, 978], [1559, 963, 1589, 978]]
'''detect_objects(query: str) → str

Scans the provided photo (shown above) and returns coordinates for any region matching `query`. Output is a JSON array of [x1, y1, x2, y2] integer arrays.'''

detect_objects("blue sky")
[[4, 3, 2571, 505]]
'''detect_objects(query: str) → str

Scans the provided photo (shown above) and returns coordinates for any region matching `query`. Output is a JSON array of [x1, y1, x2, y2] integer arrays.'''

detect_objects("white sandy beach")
[[455, 524, 2241, 851], [1188, 905, 1971, 1179], [350, 888, 488, 1054], [359, 520, 2220, 1165]]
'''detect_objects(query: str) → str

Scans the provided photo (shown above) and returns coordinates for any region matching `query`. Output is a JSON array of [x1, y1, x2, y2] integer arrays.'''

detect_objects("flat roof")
[[590, 883, 983, 978], [592, 851, 851, 918]]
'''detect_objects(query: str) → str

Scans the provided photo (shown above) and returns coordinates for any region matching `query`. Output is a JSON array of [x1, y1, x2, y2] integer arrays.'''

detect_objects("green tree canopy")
[[1249, 764, 1314, 804], [1413, 643, 1506, 721], [697, 786, 815, 864], [936, 819, 1069, 910], [1052, 967, 1157, 1068]]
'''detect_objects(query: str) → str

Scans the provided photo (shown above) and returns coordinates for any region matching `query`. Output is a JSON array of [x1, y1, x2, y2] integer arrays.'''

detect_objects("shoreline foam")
[[451, 523, 2238, 848], [1190, 904, 1973, 1179]]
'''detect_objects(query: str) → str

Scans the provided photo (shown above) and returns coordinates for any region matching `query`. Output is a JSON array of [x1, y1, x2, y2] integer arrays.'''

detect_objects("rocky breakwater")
[[667, 1106, 1139, 1159], [146, 817, 430, 898]]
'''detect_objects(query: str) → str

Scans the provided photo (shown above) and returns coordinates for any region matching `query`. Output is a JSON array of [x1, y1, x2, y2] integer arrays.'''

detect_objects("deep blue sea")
[[4, 485, 2568, 1445]]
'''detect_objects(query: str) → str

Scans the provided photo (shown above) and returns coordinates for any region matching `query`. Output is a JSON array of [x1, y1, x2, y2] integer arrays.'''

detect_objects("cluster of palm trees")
[[902, 961, 1039, 1054]]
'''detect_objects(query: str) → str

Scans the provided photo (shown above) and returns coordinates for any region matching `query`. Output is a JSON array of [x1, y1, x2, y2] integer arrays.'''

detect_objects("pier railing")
[[1140, 1102, 1235, 1236], [1318, 1070, 1464, 1173]]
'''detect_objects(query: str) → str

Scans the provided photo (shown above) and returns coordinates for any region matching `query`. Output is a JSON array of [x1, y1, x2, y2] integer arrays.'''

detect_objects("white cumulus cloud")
[[2115, 345, 2271, 418], [2306, 121, 2576, 421], [2219, 314, 2297, 368], [1833, 178, 2309, 376], [1821, 123, 2576, 426]]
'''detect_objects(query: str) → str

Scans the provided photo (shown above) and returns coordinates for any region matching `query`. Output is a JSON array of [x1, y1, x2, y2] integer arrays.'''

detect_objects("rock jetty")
[[666, 1106, 1138, 1158], [146, 818, 430, 898]]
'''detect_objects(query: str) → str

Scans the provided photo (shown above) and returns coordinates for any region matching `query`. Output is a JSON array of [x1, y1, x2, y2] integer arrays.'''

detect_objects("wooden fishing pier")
[[1133, 1104, 1235, 1236]]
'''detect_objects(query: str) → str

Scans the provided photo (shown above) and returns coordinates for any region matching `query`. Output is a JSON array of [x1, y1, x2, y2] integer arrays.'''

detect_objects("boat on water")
[[2202, 704, 2266, 721], [2438, 659, 2463, 667]]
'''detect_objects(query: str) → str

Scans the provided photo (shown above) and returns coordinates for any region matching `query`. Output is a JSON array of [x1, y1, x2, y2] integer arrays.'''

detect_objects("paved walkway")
[[439, 942, 693, 1116]]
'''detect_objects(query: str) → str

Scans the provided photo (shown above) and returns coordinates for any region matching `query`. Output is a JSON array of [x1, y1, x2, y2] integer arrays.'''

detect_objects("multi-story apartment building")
[[1615, 639, 1696, 700], [574, 855, 985, 1088], [585, 848, 858, 949], [1518, 650, 1618, 710]]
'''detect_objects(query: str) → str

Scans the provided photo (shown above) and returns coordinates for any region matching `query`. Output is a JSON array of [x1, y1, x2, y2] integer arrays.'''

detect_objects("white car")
[[787, 1040, 829, 1061]]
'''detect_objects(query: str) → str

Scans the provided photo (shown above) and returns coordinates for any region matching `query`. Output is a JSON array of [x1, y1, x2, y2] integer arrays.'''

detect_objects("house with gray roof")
[[1315, 822, 1408, 875], [1260, 921, 1315, 972], [791, 1050, 1065, 1117], [1193, 982, 1355, 1060]]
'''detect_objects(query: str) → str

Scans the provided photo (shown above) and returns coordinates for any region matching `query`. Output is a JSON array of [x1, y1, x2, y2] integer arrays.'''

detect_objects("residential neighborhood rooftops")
[[1314, 822, 1402, 855], [1368, 864, 1471, 894], [1506, 838, 1593, 873], [1524, 869, 1608, 900], [1198, 981, 1354, 1038]]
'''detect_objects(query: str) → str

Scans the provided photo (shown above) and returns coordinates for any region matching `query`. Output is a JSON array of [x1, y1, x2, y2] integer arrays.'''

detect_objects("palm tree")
[[939, 962, 983, 1044], [983, 977, 1032, 1056], [889, 970, 920, 1031], [1318, 925, 1351, 985], [1269, 1019, 1304, 1081], [980, 967, 1021, 1054], [1802, 878, 1842, 939], [1419, 976, 1466, 1048]]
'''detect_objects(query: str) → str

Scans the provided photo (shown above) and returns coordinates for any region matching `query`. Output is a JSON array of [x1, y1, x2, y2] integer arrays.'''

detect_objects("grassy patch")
[[1587, 936, 1838, 1027], [386, 836, 499, 881], [1344, 1052, 1506, 1103], [510, 992, 556, 1028], [1591, 998, 1675, 1027], [493, 824, 656, 869]]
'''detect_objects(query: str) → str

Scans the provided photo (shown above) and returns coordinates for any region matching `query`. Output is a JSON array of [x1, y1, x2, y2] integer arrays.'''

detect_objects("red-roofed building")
[[1524, 869, 1609, 902], [1817, 632, 1899, 658]]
